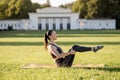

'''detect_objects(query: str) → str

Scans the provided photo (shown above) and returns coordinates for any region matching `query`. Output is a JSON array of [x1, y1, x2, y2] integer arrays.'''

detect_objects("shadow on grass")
[[0, 34, 120, 38], [1, 30, 120, 38], [0, 30, 120, 38], [73, 67, 120, 72], [71, 67, 120, 80], [0, 41, 120, 46], [97, 67, 120, 72]]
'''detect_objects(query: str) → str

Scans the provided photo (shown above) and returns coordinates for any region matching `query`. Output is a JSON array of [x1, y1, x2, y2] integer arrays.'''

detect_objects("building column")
[[71, 14, 79, 30], [49, 18, 52, 30], [48, 18, 50, 30], [51, 18, 53, 30], [29, 14, 38, 30], [56, 18, 60, 30], [63, 18, 67, 30], [42, 18, 45, 30]]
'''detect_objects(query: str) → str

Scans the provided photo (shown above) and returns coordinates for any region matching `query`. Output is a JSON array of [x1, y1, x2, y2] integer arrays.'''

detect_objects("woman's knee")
[[70, 49, 76, 54], [72, 45, 79, 50]]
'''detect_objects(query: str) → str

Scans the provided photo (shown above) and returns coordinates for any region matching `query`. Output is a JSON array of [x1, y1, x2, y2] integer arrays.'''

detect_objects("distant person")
[[44, 30, 104, 67]]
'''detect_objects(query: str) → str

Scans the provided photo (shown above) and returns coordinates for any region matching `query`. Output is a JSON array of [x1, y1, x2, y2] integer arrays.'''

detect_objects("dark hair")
[[44, 30, 54, 50]]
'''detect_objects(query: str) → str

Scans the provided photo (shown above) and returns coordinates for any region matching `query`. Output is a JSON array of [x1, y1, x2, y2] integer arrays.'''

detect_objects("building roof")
[[36, 7, 71, 13]]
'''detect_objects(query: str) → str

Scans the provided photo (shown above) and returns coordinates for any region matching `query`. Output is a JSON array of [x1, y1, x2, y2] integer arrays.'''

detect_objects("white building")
[[0, 19, 30, 30], [79, 19, 116, 29], [29, 7, 79, 30], [0, 7, 116, 30]]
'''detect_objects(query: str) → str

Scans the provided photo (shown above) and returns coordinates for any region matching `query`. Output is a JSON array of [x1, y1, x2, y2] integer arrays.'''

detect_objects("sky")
[[31, 0, 76, 7]]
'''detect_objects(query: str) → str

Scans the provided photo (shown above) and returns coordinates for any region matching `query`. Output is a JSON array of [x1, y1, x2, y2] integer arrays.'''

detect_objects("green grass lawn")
[[0, 30, 120, 80]]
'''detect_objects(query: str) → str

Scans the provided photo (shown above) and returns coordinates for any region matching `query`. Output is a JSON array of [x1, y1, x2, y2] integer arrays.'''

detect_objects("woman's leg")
[[72, 45, 104, 52], [55, 45, 104, 67], [56, 49, 75, 67], [58, 45, 91, 67]]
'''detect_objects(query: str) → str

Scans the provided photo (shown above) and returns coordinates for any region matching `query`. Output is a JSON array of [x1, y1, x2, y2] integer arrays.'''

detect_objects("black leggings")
[[55, 45, 92, 67]]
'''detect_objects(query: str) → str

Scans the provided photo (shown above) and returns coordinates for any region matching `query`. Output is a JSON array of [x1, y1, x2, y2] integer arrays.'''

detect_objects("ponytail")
[[44, 33, 49, 50], [44, 30, 53, 50]]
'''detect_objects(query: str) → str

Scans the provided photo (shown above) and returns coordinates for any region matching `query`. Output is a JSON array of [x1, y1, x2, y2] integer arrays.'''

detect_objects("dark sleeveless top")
[[49, 43, 63, 58]]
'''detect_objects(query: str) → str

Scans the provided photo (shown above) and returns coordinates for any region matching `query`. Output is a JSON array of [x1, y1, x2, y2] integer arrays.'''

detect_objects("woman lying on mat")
[[44, 30, 104, 67]]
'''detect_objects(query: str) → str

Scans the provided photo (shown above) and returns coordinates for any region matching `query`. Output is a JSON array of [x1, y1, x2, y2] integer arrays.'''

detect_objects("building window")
[[67, 23, 71, 30], [8, 26, 13, 30], [8, 24, 13, 27], [15, 24, 17, 27], [18, 24, 20, 27], [60, 23, 63, 30], [4, 24, 6, 27], [0, 24, 2, 27], [46, 23, 49, 30], [53, 23, 56, 30], [106, 23, 109, 26], [38, 24, 42, 30], [11, 24, 13, 27]]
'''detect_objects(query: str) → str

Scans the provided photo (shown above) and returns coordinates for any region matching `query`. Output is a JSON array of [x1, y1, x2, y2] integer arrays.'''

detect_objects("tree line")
[[0, 0, 120, 29], [0, 0, 50, 19]]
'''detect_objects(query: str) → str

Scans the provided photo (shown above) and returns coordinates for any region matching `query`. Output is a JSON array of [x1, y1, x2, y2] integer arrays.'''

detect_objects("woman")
[[44, 30, 104, 67]]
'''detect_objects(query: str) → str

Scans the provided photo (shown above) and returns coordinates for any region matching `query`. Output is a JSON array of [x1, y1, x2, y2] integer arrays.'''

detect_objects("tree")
[[86, 0, 97, 18], [40, 0, 51, 8], [59, 2, 74, 9], [47, 0, 50, 6], [72, 0, 89, 18], [40, 4, 51, 8], [5, 0, 18, 18], [0, 0, 52, 19], [16, 0, 33, 18], [0, 0, 10, 19], [0, 0, 33, 19], [32, 3, 41, 12]]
